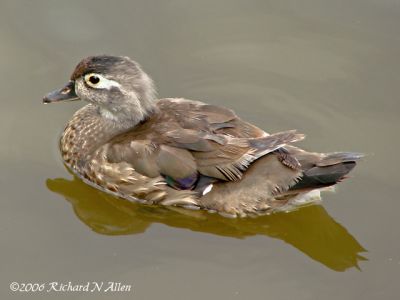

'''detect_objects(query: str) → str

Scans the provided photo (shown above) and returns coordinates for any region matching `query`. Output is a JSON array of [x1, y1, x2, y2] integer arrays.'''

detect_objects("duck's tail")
[[289, 152, 363, 191]]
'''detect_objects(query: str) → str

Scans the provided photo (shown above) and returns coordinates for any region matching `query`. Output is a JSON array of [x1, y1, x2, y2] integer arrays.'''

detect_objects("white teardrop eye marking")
[[83, 73, 121, 90]]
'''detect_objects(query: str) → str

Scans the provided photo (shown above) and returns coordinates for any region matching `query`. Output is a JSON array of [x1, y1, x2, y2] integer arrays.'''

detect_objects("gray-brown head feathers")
[[72, 55, 157, 127]]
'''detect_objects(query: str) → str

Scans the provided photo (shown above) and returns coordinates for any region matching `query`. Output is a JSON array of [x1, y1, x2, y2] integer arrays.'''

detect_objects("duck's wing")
[[104, 98, 305, 190], [166, 128, 304, 181], [157, 98, 268, 138], [106, 129, 304, 191]]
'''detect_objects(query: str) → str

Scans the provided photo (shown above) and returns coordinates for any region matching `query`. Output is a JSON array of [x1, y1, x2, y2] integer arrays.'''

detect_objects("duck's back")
[[111, 98, 267, 141], [104, 98, 302, 183]]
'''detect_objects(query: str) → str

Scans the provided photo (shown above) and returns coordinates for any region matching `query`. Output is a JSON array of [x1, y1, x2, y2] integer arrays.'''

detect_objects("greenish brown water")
[[1, 0, 399, 299]]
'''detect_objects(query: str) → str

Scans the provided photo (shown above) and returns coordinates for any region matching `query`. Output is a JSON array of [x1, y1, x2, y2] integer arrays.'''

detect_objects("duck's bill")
[[43, 81, 80, 104]]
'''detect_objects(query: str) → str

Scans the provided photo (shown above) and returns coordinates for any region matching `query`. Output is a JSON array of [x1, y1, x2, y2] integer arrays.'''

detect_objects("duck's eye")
[[89, 75, 99, 84], [83, 73, 121, 90], [84, 73, 102, 88]]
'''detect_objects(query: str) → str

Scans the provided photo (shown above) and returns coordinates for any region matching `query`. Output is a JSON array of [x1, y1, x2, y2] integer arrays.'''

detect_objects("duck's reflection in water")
[[46, 175, 367, 272]]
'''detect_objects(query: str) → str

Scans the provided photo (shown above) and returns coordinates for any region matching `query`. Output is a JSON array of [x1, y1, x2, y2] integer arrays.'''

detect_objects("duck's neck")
[[97, 101, 156, 131], [60, 103, 156, 171]]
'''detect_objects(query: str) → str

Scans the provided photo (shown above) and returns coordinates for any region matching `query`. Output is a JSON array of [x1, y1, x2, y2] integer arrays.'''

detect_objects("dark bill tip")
[[43, 81, 80, 104]]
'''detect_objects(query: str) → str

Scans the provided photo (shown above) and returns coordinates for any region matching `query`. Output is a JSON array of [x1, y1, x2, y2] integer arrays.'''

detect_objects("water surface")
[[1, 1, 399, 299]]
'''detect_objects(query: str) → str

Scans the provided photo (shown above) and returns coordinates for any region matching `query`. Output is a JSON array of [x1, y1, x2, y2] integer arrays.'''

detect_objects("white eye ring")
[[83, 73, 121, 90]]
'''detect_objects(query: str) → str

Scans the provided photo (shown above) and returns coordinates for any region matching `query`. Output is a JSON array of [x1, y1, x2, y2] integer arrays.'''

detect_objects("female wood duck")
[[43, 55, 362, 218]]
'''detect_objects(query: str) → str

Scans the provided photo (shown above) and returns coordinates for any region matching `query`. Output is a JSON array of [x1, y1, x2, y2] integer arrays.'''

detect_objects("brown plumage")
[[43, 55, 363, 217]]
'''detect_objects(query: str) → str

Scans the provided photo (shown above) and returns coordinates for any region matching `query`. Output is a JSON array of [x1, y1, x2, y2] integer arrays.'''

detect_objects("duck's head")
[[43, 55, 156, 124]]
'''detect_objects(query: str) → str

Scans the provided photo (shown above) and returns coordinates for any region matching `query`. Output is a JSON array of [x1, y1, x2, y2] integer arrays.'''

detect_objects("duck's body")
[[44, 55, 362, 217]]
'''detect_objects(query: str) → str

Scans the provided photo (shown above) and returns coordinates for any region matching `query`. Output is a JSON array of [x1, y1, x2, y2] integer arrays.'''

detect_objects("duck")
[[43, 55, 362, 218]]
